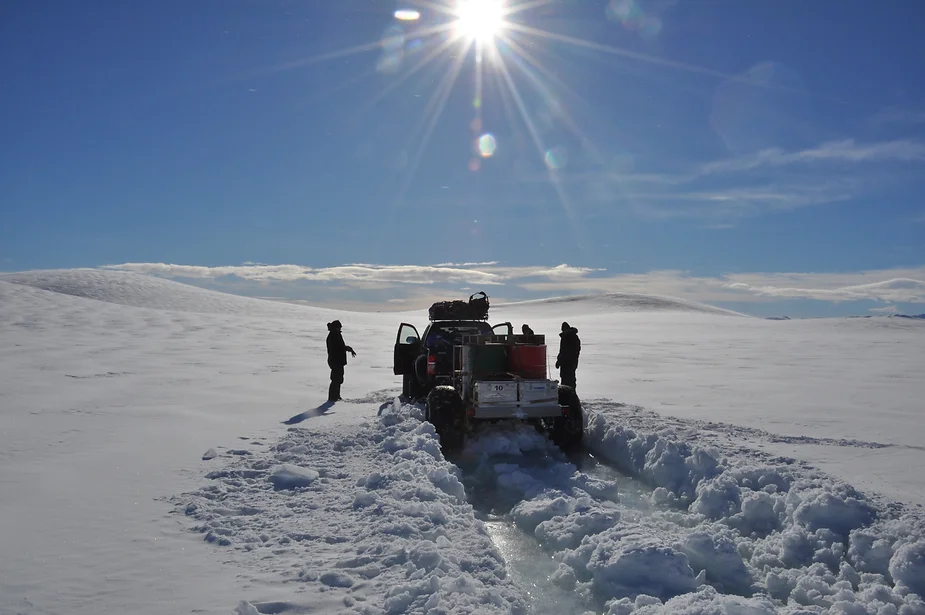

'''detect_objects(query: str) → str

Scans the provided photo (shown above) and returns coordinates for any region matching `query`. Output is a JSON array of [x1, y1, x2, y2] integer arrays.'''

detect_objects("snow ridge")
[[177, 403, 527, 615], [581, 402, 925, 614]]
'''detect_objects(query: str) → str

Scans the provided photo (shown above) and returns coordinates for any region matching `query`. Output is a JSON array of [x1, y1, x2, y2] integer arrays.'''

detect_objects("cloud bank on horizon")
[[100, 262, 925, 315]]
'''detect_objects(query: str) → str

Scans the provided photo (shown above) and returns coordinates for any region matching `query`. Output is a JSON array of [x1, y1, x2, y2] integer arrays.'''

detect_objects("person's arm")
[[345, 344, 357, 357]]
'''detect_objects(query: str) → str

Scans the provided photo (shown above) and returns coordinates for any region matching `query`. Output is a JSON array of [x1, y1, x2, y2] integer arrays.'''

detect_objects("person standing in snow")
[[326, 320, 356, 402], [555, 321, 580, 390], [521, 324, 535, 337]]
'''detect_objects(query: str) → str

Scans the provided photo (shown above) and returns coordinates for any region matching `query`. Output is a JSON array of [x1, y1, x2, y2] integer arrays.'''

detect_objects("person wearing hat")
[[555, 321, 581, 390], [326, 320, 356, 402]]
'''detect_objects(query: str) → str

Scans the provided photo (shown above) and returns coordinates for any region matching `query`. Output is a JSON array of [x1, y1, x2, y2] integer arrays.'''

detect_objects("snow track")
[[178, 398, 925, 614]]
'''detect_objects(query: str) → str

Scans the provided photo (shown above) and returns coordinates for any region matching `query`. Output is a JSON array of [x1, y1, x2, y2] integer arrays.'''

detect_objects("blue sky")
[[2, 0, 924, 317]]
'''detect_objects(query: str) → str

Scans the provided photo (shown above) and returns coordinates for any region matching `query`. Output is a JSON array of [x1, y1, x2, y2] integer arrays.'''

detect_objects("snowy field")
[[1, 269, 924, 615]]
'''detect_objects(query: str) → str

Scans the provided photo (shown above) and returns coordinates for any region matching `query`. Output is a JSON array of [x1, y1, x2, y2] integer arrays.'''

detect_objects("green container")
[[465, 345, 508, 375]]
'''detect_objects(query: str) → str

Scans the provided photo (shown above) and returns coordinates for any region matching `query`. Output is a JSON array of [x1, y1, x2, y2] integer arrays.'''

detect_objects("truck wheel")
[[550, 385, 583, 451], [426, 385, 466, 453]]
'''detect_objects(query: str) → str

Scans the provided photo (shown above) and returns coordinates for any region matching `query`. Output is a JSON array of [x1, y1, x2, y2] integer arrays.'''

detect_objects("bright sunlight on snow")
[[1, 269, 924, 614]]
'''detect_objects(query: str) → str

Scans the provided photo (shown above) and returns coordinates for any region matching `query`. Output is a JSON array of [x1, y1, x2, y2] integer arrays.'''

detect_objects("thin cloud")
[[725, 278, 925, 303], [102, 262, 600, 287], [102, 263, 502, 286], [701, 140, 925, 174], [482, 264, 606, 280], [517, 270, 740, 304], [524, 139, 925, 183], [519, 267, 925, 305], [519, 138, 922, 221], [432, 261, 499, 267], [625, 182, 856, 219]]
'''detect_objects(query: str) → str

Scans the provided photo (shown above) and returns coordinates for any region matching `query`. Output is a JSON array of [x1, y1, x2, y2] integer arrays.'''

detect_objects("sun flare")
[[454, 0, 506, 42]]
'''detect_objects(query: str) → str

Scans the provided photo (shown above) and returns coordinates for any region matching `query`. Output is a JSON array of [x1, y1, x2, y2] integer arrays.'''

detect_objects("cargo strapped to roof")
[[428, 291, 490, 321]]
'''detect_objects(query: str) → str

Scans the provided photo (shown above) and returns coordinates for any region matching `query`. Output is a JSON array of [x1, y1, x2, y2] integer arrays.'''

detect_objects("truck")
[[392, 293, 583, 453]]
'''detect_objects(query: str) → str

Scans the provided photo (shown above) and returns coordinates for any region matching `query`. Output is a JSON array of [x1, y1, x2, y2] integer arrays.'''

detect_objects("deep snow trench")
[[178, 397, 925, 615]]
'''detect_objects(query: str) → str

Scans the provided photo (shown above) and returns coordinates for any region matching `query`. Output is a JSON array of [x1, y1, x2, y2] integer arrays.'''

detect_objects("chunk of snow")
[[560, 524, 701, 601], [268, 464, 319, 490], [319, 570, 355, 588], [233, 601, 260, 615], [890, 540, 925, 597]]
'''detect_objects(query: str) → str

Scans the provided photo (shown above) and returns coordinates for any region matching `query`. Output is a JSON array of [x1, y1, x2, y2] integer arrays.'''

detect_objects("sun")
[[454, 0, 506, 43]]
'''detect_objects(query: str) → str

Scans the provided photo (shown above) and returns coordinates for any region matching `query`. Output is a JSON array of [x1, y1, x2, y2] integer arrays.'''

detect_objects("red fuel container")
[[508, 344, 547, 379]]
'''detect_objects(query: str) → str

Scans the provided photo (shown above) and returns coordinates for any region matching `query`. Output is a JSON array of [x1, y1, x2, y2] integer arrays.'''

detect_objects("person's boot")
[[328, 382, 338, 402]]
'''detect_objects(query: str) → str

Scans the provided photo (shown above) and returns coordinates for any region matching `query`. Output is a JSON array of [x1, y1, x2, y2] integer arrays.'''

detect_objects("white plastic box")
[[518, 380, 558, 403], [475, 381, 518, 404]]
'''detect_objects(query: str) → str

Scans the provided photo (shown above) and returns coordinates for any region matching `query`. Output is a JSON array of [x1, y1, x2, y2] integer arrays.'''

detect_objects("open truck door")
[[393, 323, 421, 375], [491, 322, 513, 337]]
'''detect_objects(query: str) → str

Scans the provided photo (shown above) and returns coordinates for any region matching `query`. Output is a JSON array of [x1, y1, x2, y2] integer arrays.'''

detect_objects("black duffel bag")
[[466, 291, 489, 319]]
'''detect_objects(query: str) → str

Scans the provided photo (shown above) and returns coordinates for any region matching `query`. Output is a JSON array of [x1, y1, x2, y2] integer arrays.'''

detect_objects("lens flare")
[[394, 9, 420, 21], [544, 146, 568, 170], [478, 133, 497, 157]]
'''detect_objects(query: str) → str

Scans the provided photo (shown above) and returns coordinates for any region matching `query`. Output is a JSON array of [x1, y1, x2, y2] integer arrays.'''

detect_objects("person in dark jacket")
[[555, 321, 580, 389], [521, 324, 535, 336], [326, 320, 356, 402]]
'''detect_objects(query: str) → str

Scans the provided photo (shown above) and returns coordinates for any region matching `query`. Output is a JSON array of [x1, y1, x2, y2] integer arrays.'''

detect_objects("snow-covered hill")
[[0, 268, 338, 318], [1, 270, 924, 615]]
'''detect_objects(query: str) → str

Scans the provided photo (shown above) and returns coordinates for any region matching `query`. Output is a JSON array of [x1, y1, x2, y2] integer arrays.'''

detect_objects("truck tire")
[[426, 385, 466, 453], [550, 385, 583, 451]]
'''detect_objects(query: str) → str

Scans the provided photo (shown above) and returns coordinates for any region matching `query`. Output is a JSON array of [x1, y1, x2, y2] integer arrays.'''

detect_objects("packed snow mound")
[[0, 269, 335, 318], [493, 292, 746, 317]]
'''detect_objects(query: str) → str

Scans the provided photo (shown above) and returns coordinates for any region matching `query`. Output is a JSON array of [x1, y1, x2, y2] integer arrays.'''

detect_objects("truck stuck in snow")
[[392, 292, 583, 453]]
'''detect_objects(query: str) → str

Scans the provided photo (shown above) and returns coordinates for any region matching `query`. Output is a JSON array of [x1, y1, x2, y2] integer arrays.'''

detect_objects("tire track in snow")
[[451, 423, 718, 613]]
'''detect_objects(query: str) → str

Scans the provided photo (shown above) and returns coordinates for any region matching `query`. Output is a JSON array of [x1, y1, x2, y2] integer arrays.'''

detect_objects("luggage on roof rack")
[[429, 291, 490, 321]]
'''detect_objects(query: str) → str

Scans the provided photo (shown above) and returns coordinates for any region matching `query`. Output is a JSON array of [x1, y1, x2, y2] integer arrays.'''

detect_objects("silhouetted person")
[[555, 321, 580, 389], [326, 320, 356, 402], [521, 324, 535, 336]]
